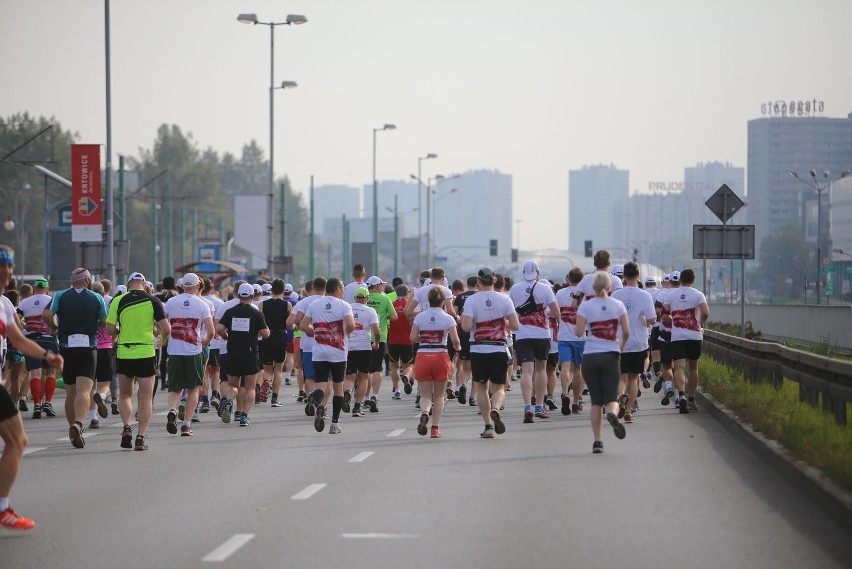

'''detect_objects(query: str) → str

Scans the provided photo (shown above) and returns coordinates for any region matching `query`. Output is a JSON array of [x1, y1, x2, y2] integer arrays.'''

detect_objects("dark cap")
[[478, 266, 495, 283]]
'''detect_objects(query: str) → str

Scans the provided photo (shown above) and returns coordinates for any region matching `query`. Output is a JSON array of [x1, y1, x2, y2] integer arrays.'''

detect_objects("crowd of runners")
[[0, 245, 710, 530]]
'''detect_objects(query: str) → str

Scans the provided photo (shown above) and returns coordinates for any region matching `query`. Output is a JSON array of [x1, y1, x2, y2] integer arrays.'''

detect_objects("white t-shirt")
[[576, 270, 623, 300], [555, 285, 583, 342], [164, 293, 211, 356], [0, 294, 17, 341], [349, 303, 379, 351], [576, 297, 627, 354], [343, 280, 366, 305], [203, 294, 225, 350], [413, 308, 456, 353], [658, 287, 675, 332], [18, 293, 53, 334], [214, 297, 242, 354], [293, 294, 324, 351], [666, 286, 707, 342], [412, 284, 453, 314], [461, 291, 515, 354], [509, 279, 556, 340], [611, 285, 656, 353], [304, 296, 353, 362]]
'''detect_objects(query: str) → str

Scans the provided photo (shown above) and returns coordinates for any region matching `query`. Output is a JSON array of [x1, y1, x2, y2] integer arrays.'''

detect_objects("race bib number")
[[68, 333, 90, 348], [231, 317, 250, 332]]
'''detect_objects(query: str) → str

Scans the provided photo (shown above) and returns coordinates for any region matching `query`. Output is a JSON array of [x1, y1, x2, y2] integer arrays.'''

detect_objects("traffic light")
[[490, 239, 498, 256], [584, 240, 593, 257], [511, 248, 518, 263]]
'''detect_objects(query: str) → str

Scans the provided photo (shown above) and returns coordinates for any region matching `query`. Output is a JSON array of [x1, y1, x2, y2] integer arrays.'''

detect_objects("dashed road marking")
[[387, 429, 405, 437], [291, 483, 327, 500], [348, 451, 374, 463], [202, 534, 255, 562], [341, 533, 420, 539]]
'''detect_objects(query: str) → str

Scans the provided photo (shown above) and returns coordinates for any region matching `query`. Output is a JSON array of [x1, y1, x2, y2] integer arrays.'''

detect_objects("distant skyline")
[[2, 0, 851, 250]]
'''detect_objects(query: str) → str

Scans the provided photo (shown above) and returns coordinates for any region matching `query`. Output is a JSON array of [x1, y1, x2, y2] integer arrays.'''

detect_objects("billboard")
[[71, 144, 102, 242]]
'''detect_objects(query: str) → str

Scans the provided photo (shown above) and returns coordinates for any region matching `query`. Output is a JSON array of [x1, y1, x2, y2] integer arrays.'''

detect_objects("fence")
[[703, 330, 852, 426]]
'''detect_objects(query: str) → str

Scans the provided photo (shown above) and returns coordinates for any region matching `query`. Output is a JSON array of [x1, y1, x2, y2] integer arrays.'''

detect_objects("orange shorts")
[[413, 352, 451, 381]]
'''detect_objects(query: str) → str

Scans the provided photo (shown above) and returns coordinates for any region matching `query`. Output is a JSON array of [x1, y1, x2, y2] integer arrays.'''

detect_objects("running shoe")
[[296, 391, 306, 403], [284, 378, 292, 386], [617, 394, 629, 419], [534, 407, 550, 420], [469, 397, 477, 407], [93, 392, 109, 418], [505, 384, 512, 391], [0, 508, 35, 530], [402, 375, 412, 395], [178, 400, 186, 421], [523, 410, 535, 423], [642, 372, 652, 390], [314, 405, 326, 432], [445, 386, 456, 400], [181, 424, 194, 436], [417, 413, 429, 436], [368, 397, 378, 413], [653, 375, 664, 393], [457, 384, 467, 405], [199, 399, 210, 413], [592, 441, 604, 454], [240, 413, 250, 427], [679, 397, 690, 414], [561, 394, 571, 416], [545, 395, 558, 411], [88, 419, 100, 430], [624, 412, 634, 424], [260, 378, 271, 403], [18, 397, 27, 413], [490, 409, 506, 435], [210, 395, 221, 410], [572, 402, 580, 414], [42, 401, 56, 417], [430, 426, 442, 438], [167, 410, 178, 434], [392, 391, 402, 400], [134, 435, 148, 451], [121, 425, 133, 449], [606, 412, 626, 439], [351, 405, 364, 418], [329, 423, 342, 434], [582, 388, 589, 396], [481, 426, 496, 439], [342, 391, 351, 413], [661, 390, 674, 406], [531, 396, 536, 406], [32, 404, 41, 419], [191, 411, 200, 423], [69, 422, 85, 449], [270, 397, 282, 408], [414, 395, 421, 409], [111, 401, 119, 415], [632, 401, 639, 413], [688, 400, 698, 412], [305, 396, 316, 417]]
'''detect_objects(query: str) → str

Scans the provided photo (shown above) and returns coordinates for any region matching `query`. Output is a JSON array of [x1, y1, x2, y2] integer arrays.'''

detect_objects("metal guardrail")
[[703, 330, 852, 426]]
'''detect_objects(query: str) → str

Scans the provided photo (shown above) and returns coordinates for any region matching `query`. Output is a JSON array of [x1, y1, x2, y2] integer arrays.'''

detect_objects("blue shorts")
[[558, 341, 585, 365], [301, 350, 315, 380]]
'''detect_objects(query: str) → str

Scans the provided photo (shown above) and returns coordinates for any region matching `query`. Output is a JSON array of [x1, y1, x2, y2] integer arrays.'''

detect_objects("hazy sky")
[[2, 0, 851, 250]]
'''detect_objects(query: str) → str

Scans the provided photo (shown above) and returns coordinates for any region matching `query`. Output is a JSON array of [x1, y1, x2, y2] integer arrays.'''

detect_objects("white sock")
[[0, 497, 9, 510], [89, 410, 98, 421], [664, 381, 673, 392]]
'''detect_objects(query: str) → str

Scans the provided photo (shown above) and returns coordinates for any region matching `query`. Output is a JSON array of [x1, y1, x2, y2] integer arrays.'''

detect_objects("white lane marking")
[[348, 451, 374, 463], [387, 429, 406, 437], [341, 533, 420, 539], [55, 432, 101, 442], [291, 483, 327, 501], [202, 533, 255, 562], [23, 447, 46, 455], [109, 421, 137, 427]]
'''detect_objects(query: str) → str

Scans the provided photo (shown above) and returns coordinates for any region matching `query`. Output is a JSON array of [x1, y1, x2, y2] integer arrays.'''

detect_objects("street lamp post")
[[385, 194, 399, 278], [417, 153, 437, 269], [431, 187, 459, 263], [237, 12, 306, 277], [372, 124, 396, 275], [790, 169, 850, 305]]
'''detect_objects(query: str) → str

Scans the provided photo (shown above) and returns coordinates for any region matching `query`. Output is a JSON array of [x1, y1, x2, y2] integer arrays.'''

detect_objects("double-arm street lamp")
[[372, 124, 396, 275], [237, 12, 307, 277], [409, 173, 460, 268], [416, 153, 438, 268], [790, 169, 850, 305]]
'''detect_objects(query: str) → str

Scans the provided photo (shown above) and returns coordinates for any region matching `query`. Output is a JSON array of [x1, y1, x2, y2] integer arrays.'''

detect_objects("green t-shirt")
[[106, 290, 166, 359], [366, 292, 395, 343]]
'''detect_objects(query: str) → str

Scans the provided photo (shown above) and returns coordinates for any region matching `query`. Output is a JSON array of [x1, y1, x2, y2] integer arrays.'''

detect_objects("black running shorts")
[[60, 348, 97, 385]]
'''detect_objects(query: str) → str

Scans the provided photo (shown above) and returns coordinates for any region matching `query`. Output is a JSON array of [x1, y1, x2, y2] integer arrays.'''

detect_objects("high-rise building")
[[314, 184, 360, 236], [431, 169, 512, 266], [362, 180, 420, 238], [747, 113, 852, 255], [568, 164, 629, 253]]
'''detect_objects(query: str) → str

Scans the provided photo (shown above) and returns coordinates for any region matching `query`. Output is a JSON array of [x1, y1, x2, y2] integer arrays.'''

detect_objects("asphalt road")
[[1, 379, 850, 569]]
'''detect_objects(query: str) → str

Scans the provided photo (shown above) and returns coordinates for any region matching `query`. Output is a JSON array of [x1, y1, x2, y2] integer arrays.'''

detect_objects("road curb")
[[697, 389, 852, 533]]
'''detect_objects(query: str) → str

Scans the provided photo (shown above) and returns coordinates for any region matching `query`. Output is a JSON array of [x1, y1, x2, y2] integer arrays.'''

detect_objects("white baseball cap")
[[611, 264, 624, 277], [284, 283, 294, 293], [237, 283, 255, 297], [114, 284, 128, 294], [128, 271, 146, 283], [366, 276, 385, 287], [182, 273, 201, 287], [261, 283, 272, 294], [670, 271, 681, 282], [523, 260, 539, 281]]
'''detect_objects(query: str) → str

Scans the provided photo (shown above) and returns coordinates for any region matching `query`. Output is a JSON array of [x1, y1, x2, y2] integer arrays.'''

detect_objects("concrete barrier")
[[708, 303, 852, 354]]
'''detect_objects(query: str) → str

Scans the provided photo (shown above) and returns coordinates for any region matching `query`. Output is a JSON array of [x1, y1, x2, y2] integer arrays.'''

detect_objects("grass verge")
[[699, 356, 852, 493]]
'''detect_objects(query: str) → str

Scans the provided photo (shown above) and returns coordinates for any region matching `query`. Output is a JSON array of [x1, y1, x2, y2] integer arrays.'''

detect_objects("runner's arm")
[[5, 320, 64, 369]]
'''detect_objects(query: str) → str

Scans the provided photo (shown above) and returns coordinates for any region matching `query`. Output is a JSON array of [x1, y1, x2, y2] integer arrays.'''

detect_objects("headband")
[[70, 270, 91, 283], [0, 249, 14, 265]]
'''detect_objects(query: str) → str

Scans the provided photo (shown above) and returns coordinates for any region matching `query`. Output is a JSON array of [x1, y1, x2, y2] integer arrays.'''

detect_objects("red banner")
[[71, 144, 102, 242]]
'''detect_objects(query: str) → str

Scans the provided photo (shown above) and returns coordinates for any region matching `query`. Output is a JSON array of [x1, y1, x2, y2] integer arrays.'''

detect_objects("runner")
[[217, 283, 270, 427], [88, 281, 114, 429], [611, 262, 656, 424], [574, 249, 623, 301], [162, 273, 214, 436], [386, 284, 414, 401], [18, 277, 59, 419], [659, 273, 679, 406], [345, 287, 380, 417], [106, 271, 170, 450], [201, 278, 224, 413], [411, 286, 461, 439], [343, 263, 368, 304], [510, 260, 559, 423], [665, 268, 709, 414], [460, 267, 520, 438], [452, 276, 477, 404], [0, 245, 64, 529], [574, 271, 630, 454], [213, 279, 250, 422], [299, 278, 355, 434], [259, 279, 292, 407], [365, 275, 397, 410], [555, 267, 586, 414], [43, 267, 108, 448], [288, 277, 327, 416]]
